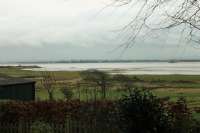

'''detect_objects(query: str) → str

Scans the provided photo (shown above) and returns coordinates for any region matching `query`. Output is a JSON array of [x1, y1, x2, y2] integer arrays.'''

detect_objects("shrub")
[[117, 88, 173, 133], [0, 100, 116, 124], [61, 87, 74, 100], [30, 121, 53, 133], [170, 97, 200, 133], [0, 92, 199, 133]]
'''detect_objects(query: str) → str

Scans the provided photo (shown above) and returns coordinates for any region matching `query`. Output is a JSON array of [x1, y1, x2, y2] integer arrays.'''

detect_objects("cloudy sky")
[[0, 0, 199, 62]]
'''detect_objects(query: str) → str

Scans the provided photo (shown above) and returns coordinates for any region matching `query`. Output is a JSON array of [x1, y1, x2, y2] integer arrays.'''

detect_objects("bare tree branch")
[[114, 0, 200, 46]]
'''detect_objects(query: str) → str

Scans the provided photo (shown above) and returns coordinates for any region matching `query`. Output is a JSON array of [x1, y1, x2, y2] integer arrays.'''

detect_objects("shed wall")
[[0, 83, 35, 101]]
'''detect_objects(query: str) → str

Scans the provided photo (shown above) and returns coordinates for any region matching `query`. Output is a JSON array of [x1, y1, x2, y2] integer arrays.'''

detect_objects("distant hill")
[[15, 59, 200, 64]]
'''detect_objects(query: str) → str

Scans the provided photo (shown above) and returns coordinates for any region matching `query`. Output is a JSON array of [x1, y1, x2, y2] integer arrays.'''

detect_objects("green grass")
[[36, 87, 129, 101], [1, 67, 200, 101], [153, 88, 200, 107], [0, 67, 80, 80], [193, 112, 200, 121], [134, 75, 200, 82], [1, 66, 200, 119]]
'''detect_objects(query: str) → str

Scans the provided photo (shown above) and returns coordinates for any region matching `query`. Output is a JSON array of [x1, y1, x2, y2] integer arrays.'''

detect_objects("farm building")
[[0, 77, 35, 101]]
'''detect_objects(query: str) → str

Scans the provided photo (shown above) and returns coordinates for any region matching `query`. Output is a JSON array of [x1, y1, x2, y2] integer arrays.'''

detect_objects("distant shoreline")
[[0, 65, 41, 69], [3, 59, 200, 64]]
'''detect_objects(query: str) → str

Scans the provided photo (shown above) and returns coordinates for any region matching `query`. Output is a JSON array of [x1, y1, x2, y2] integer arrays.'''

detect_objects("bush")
[[170, 97, 200, 133], [117, 88, 173, 133], [30, 121, 53, 133], [0, 90, 199, 133], [0, 100, 116, 124], [61, 87, 74, 100]]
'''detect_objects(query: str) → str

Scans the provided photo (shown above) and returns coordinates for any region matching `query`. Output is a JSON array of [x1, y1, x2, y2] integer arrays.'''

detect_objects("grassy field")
[[1, 66, 200, 101], [0, 66, 80, 80], [1, 66, 200, 119]]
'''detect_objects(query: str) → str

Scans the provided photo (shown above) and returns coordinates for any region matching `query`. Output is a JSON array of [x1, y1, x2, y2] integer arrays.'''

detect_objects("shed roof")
[[0, 77, 35, 86]]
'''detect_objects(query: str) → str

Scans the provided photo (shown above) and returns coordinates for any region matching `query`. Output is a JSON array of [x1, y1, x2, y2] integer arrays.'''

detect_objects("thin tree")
[[113, 74, 134, 93], [81, 70, 110, 99], [61, 84, 74, 100], [41, 72, 56, 100]]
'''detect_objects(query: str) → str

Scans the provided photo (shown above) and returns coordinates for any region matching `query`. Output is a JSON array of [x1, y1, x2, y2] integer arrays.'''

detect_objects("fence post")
[[18, 122, 22, 133]]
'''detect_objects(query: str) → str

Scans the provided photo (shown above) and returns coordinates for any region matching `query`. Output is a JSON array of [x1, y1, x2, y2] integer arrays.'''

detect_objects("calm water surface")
[[1, 62, 200, 75]]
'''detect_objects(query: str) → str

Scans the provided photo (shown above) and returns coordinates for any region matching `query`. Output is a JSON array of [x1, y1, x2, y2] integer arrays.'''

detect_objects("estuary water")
[[1, 62, 200, 75]]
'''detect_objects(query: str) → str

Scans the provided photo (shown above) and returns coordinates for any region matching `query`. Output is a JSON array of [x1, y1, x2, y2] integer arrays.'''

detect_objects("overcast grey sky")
[[0, 0, 199, 62]]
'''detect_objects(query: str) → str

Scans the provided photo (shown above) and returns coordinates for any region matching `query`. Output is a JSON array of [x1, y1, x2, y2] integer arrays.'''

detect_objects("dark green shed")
[[0, 77, 35, 101]]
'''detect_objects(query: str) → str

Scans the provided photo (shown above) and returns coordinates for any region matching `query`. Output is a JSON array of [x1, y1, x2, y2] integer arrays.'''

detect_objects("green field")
[[1, 66, 200, 119], [1, 66, 200, 102]]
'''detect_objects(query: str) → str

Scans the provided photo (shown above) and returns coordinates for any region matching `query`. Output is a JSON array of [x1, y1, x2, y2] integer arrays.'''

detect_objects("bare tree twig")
[[114, 0, 200, 47]]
